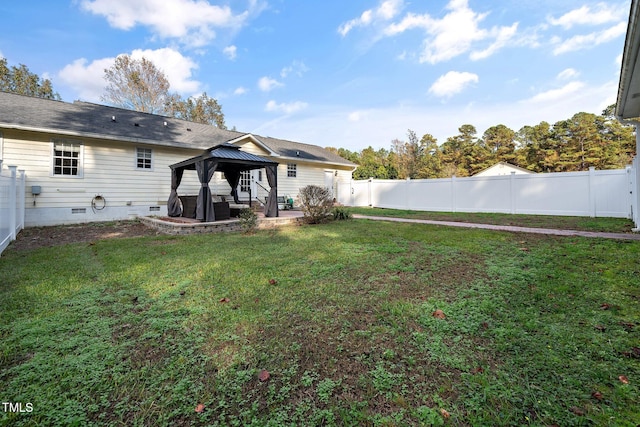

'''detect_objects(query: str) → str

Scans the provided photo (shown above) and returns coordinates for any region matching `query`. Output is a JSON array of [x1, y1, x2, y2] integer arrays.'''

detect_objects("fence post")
[[588, 167, 596, 218], [368, 177, 373, 207], [451, 175, 457, 213], [19, 169, 26, 231], [406, 177, 411, 210], [9, 165, 17, 240], [510, 172, 516, 214]]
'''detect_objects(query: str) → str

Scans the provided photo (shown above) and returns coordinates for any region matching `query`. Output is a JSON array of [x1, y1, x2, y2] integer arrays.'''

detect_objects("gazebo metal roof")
[[170, 143, 278, 171]]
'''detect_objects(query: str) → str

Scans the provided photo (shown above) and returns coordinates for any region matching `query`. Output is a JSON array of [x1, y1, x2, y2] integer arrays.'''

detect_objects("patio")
[[140, 209, 304, 235]]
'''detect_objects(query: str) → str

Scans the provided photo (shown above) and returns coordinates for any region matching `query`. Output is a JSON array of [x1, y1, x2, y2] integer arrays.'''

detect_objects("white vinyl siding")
[[1, 130, 202, 210]]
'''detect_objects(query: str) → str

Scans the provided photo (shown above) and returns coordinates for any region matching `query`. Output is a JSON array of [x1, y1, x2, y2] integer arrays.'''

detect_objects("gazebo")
[[167, 143, 279, 222]]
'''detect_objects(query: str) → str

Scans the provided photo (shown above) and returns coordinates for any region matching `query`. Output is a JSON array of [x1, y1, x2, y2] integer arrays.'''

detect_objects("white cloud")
[[223, 45, 237, 60], [428, 71, 479, 98], [552, 22, 627, 55], [258, 76, 284, 92], [382, 0, 519, 64], [57, 57, 114, 102], [280, 60, 309, 78], [265, 100, 308, 114], [57, 47, 200, 102], [79, 0, 262, 47], [470, 23, 518, 60], [557, 68, 579, 80], [524, 81, 585, 103], [234, 86, 248, 95], [347, 111, 362, 122], [548, 3, 626, 29], [338, 0, 403, 36]]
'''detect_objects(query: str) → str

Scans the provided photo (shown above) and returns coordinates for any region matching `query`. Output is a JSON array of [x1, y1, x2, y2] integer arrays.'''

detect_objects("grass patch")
[[1, 221, 639, 426], [349, 206, 635, 233]]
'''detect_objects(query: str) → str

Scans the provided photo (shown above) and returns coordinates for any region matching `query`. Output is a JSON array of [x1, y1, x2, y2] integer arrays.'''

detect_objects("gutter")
[[616, 0, 640, 121]]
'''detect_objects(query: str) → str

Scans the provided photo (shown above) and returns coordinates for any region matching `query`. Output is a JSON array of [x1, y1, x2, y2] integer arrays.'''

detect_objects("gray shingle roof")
[[0, 91, 356, 167], [255, 135, 354, 166]]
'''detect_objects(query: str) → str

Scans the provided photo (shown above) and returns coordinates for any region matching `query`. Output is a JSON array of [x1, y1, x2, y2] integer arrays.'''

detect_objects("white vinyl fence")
[[339, 166, 635, 220], [0, 161, 26, 256]]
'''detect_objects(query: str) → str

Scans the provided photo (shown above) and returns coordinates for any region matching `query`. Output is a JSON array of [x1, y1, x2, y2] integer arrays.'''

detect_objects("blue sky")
[[0, 0, 629, 151]]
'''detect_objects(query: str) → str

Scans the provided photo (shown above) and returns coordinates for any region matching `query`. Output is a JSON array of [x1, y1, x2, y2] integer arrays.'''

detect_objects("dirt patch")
[[7, 220, 162, 252]]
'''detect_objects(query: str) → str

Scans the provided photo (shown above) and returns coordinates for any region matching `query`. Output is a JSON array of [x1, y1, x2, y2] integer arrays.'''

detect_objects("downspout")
[[616, 119, 640, 231]]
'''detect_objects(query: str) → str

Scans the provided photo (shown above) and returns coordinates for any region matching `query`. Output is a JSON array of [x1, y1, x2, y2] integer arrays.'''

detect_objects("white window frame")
[[51, 139, 84, 178], [136, 147, 153, 171], [240, 170, 251, 192], [287, 163, 297, 178]]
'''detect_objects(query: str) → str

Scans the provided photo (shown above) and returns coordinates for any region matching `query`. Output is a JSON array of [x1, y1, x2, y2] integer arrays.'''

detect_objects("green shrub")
[[298, 185, 333, 224], [238, 208, 258, 233], [332, 206, 352, 220]]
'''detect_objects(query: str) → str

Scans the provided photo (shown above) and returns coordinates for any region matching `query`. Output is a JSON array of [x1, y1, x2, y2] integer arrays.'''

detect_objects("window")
[[287, 163, 297, 178], [136, 147, 152, 170], [240, 170, 251, 192], [52, 140, 82, 177]]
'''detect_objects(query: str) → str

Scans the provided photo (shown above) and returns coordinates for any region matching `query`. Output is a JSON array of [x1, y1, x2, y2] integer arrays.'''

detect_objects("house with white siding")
[[0, 91, 356, 226]]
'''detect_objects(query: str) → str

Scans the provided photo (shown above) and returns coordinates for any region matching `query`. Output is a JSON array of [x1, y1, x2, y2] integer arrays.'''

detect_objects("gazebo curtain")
[[195, 160, 218, 222], [167, 168, 184, 217], [264, 165, 278, 217], [225, 170, 241, 204]]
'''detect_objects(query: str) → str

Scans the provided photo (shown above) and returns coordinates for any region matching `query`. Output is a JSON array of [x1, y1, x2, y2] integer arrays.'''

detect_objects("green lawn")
[[1, 220, 639, 426], [348, 207, 636, 233]]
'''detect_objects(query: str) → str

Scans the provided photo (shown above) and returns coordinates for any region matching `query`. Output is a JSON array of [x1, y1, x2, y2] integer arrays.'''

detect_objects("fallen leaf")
[[481, 322, 489, 329], [570, 406, 585, 416], [195, 404, 205, 413], [600, 303, 611, 310], [258, 369, 270, 382], [519, 247, 529, 252], [269, 279, 277, 285], [432, 309, 446, 319], [219, 297, 230, 303], [439, 408, 450, 419], [620, 322, 634, 331], [619, 375, 629, 384], [470, 367, 484, 375], [591, 391, 603, 401], [179, 290, 186, 296], [594, 325, 606, 332]]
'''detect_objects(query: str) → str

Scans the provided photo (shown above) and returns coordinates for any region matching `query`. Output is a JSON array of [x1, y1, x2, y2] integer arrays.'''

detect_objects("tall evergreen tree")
[[0, 58, 60, 100]]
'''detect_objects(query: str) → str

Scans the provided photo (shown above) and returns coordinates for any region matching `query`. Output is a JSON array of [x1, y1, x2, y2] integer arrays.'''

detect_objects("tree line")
[[329, 106, 636, 180]]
